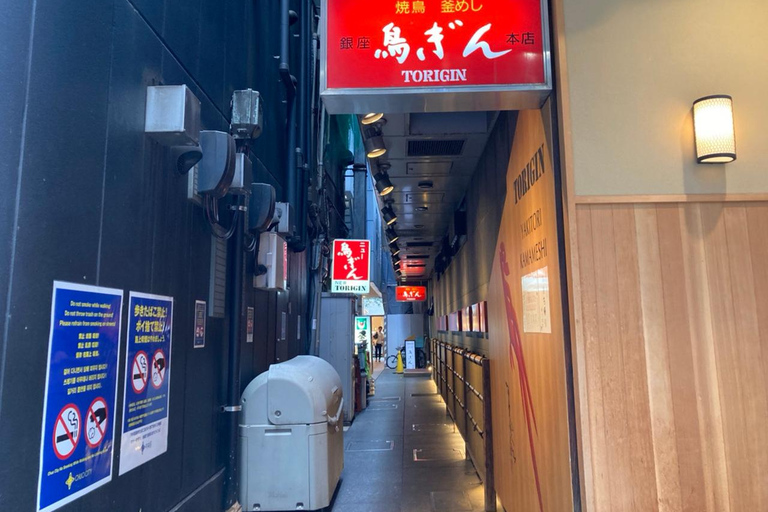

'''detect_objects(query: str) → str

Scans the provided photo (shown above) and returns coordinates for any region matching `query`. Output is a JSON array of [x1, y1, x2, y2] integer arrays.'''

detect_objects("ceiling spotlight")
[[362, 124, 386, 158], [418, 180, 434, 189], [374, 171, 394, 196], [382, 205, 397, 225], [389, 244, 400, 256], [386, 226, 399, 243], [361, 113, 384, 125]]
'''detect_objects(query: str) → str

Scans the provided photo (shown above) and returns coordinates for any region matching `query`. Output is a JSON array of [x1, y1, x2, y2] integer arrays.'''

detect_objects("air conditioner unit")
[[254, 232, 288, 291]]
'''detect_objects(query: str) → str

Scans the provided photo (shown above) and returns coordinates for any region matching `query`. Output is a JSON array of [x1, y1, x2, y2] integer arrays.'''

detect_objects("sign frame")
[[395, 285, 427, 302], [37, 281, 123, 512], [320, 0, 553, 114], [119, 291, 174, 476], [331, 239, 371, 294]]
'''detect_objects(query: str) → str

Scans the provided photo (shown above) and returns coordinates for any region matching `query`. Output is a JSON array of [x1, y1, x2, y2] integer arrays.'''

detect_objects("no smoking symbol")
[[151, 349, 166, 389], [85, 397, 108, 448], [53, 404, 80, 460], [131, 351, 149, 394]]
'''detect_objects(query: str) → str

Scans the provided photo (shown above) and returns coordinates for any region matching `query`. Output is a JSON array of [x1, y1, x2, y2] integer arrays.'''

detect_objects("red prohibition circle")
[[131, 350, 149, 394], [151, 349, 166, 390], [84, 397, 108, 448], [52, 403, 81, 460]]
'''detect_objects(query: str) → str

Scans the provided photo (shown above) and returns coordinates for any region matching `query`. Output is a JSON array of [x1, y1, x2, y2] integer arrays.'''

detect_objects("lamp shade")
[[362, 125, 386, 158], [374, 172, 394, 196], [382, 206, 397, 225], [693, 95, 736, 163], [361, 113, 384, 125]]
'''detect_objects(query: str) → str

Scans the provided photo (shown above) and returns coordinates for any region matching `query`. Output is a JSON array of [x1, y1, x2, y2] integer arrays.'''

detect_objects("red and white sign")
[[151, 349, 166, 389], [396, 286, 427, 302], [85, 397, 108, 448], [131, 351, 149, 394], [53, 404, 80, 460], [331, 239, 371, 294], [322, 0, 550, 112]]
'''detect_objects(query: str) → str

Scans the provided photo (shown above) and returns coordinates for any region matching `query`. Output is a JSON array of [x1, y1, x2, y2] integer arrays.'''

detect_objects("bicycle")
[[385, 346, 427, 369]]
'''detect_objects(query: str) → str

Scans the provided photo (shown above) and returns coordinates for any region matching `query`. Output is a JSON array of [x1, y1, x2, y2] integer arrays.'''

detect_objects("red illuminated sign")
[[322, 0, 550, 112], [331, 239, 371, 294], [396, 286, 427, 302]]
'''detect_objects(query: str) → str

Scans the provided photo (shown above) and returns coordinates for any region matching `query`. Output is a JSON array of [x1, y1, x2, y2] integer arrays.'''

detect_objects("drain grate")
[[367, 402, 399, 410], [412, 423, 456, 433], [413, 446, 466, 462], [346, 440, 395, 452]]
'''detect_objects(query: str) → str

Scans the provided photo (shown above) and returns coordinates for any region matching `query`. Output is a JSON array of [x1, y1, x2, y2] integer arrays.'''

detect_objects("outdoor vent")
[[407, 139, 465, 157], [407, 242, 434, 248], [405, 254, 430, 259], [407, 264, 427, 268]]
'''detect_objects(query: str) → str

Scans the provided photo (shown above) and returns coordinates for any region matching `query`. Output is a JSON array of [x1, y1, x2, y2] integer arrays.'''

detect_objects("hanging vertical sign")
[[320, 0, 552, 113], [37, 282, 123, 512], [355, 316, 371, 347], [331, 239, 370, 294], [119, 292, 173, 475]]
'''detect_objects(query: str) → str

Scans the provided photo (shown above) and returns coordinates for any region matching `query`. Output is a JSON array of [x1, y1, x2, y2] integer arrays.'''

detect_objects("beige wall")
[[563, 0, 768, 196]]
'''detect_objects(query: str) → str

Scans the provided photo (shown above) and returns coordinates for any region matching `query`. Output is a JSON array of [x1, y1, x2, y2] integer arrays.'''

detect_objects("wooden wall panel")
[[573, 202, 768, 512], [486, 108, 574, 512]]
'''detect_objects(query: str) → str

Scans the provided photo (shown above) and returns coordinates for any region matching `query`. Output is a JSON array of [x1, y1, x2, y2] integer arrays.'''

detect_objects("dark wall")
[[0, 0, 308, 510], [430, 112, 518, 355]]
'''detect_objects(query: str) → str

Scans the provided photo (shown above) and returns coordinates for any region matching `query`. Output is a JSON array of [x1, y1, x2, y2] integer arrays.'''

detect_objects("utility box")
[[254, 232, 287, 291], [318, 293, 357, 424], [239, 356, 344, 512]]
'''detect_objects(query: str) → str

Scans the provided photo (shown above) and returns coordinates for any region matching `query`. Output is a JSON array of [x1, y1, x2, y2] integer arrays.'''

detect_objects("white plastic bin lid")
[[265, 356, 343, 425]]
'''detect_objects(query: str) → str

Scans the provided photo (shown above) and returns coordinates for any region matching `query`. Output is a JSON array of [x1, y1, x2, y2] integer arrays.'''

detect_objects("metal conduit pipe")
[[223, 197, 245, 509], [280, 0, 300, 250]]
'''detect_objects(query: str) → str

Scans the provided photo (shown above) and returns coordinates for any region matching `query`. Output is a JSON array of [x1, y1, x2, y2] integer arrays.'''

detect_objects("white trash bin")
[[239, 356, 344, 511]]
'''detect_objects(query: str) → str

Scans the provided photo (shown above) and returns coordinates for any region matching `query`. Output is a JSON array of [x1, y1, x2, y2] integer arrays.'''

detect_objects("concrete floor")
[[330, 369, 486, 512]]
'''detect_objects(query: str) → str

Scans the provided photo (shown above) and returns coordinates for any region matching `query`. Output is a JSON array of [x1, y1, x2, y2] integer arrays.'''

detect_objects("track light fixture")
[[361, 113, 384, 125], [374, 171, 394, 196], [382, 205, 397, 225], [386, 226, 399, 243], [362, 124, 386, 158], [389, 243, 400, 256]]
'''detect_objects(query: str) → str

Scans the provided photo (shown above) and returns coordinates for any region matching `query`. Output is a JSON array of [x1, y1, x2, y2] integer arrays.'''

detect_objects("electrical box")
[[254, 232, 287, 291], [231, 89, 263, 140], [274, 202, 295, 236], [145, 85, 201, 146], [230, 153, 253, 195]]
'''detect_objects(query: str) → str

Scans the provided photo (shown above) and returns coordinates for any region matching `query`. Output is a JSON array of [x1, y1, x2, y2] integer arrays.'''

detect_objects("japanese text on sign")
[[37, 282, 123, 512], [326, 0, 545, 88]]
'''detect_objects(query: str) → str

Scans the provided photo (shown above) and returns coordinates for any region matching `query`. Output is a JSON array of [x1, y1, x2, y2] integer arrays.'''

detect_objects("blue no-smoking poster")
[[37, 282, 123, 512], [119, 291, 173, 475]]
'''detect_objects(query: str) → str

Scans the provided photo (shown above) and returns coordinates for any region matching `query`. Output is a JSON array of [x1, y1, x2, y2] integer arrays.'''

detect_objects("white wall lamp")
[[693, 95, 736, 163]]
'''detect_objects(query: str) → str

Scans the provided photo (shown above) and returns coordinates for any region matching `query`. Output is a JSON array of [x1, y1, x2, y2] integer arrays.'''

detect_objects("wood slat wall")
[[573, 201, 768, 512]]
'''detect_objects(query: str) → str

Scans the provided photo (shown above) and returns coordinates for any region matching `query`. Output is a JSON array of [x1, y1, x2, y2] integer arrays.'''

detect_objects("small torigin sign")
[[331, 239, 371, 294], [396, 286, 427, 302]]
